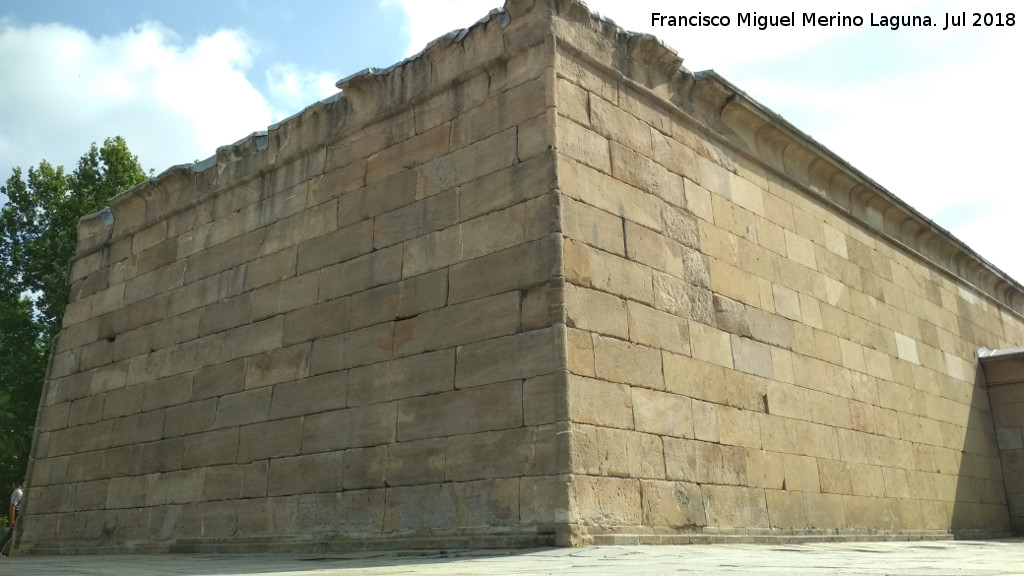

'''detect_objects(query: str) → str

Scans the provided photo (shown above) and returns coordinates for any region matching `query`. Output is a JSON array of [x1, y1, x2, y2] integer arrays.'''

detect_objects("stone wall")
[[980, 350, 1024, 533], [16, 0, 1024, 554], [19, 1, 568, 553], [550, 6, 1024, 543]]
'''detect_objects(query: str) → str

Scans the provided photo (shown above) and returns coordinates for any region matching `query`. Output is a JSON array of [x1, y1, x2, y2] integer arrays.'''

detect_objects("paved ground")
[[3, 540, 1024, 575]]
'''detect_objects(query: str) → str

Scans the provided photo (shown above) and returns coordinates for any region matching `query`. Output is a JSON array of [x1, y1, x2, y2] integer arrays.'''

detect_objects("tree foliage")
[[0, 137, 147, 492]]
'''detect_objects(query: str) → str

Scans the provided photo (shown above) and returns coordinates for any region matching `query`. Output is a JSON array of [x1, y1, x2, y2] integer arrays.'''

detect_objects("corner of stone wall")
[[22, 0, 590, 554]]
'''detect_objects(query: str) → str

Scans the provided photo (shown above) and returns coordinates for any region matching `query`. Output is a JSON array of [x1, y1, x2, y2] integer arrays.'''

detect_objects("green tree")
[[0, 293, 45, 494], [0, 137, 147, 492]]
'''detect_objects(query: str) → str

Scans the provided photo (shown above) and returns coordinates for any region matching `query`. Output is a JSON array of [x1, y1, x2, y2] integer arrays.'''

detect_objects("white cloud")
[[0, 20, 273, 179], [384, 0, 502, 57], [265, 64, 341, 122]]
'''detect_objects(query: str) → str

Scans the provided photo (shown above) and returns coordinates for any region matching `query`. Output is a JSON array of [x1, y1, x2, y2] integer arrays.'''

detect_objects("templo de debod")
[[15, 0, 1024, 554]]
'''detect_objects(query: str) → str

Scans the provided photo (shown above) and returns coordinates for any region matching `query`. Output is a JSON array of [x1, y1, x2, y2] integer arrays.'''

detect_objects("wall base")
[[559, 525, 1012, 546]]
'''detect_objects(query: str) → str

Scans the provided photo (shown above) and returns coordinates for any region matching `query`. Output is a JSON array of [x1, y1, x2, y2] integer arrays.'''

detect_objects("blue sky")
[[1, 0, 1021, 283], [3, 0, 409, 98]]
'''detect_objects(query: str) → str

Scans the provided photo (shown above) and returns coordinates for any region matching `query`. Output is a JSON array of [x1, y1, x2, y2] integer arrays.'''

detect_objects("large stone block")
[[163, 399, 216, 438], [392, 292, 520, 358], [343, 445, 387, 490], [558, 157, 663, 231], [348, 349, 455, 405], [386, 438, 447, 487], [592, 335, 664, 390], [459, 153, 554, 222], [295, 220, 374, 274], [192, 359, 245, 401], [523, 373, 568, 426], [318, 245, 403, 302], [567, 375, 633, 430], [564, 238, 654, 304], [446, 426, 563, 481], [397, 381, 522, 441], [632, 388, 692, 439], [625, 300, 690, 355], [415, 127, 518, 198], [349, 269, 448, 330], [215, 388, 272, 428], [372, 189, 459, 249], [309, 322, 394, 375], [448, 237, 556, 304], [336, 170, 416, 229], [203, 461, 268, 501], [244, 343, 310, 389], [382, 483, 456, 532], [452, 76, 546, 150], [237, 418, 303, 463], [701, 484, 769, 529], [269, 372, 348, 420], [281, 297, 350, 345], [569, 475, 642, 526], [520, 475, 572, 525], [640, 480, 706, 528], [564, 284, 628, 339], [268, 452, 346, 496], [455, 328, 559, 389], [148, 469, 205, 506], [302, 402, 397, 453], [610, 142, 684, 207], [366, 121, 451, 184], [562, 196, 625, 255]]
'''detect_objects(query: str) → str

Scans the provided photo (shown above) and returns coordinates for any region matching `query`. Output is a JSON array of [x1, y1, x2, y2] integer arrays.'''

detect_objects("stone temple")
[[15, 0, 1024, 554]]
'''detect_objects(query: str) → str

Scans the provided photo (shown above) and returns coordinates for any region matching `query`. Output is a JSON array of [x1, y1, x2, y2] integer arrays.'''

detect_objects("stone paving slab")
[[4, 540, 1024, 576]]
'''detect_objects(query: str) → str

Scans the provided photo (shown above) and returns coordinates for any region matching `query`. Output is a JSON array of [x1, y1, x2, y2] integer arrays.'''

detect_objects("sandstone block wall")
[[17, 0, 1024, 554], [980, 350, 1024, 533], [20, 2, 569, 553], [549, 8, 1024, 543]]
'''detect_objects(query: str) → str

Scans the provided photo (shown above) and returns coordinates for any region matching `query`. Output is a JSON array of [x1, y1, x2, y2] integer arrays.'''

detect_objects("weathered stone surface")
[[569, 476, 641, 526], [24, 0, 1024, 555], [448, 237, 556, 304], [641, 480, 706, 528], [592, 335, 664, 390], [319, 245, 404, 302], [237, 418, 303, 463], [268, 452, 346, 496], [386, 438, 446, 487], [348, 349, 454, 405], [567, 375, 633, 430], [564, 284, 628, 339], [302, 402, 397, 452], [269, 372, 347, 420], [349, 269, 448, 330], [396, 381, 522, 441], [631, 388, 692, 439], [392, 292, 519, 357], [309, 322, 394, 375], [701, 485, 770, 528], [183, 428, 239, 468], [295, 221, 374, 276], [343, 445, 388, 490], [455, 328, 559, 388], [445, 426, 562, 481]]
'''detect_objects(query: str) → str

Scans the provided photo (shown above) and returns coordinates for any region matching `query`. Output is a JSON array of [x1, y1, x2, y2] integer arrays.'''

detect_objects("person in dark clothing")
[[0, 478, 24, 557]]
